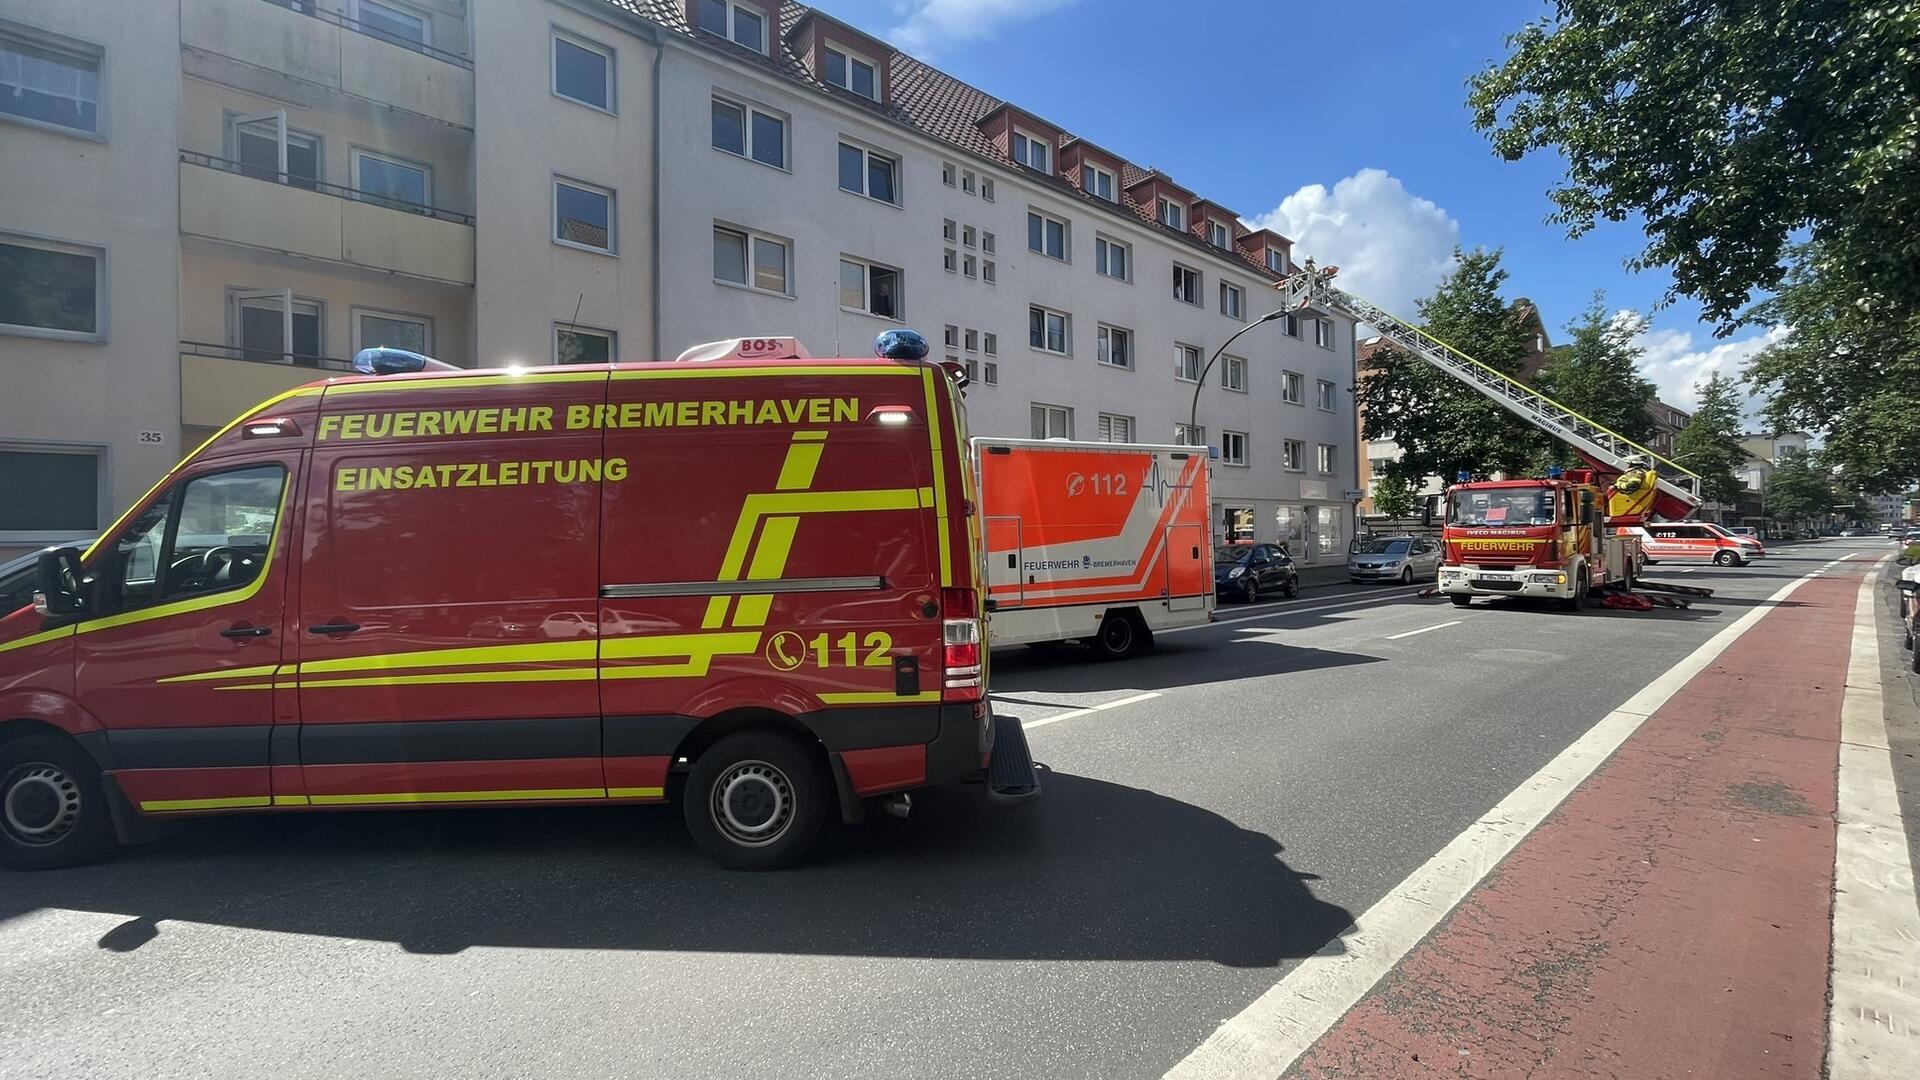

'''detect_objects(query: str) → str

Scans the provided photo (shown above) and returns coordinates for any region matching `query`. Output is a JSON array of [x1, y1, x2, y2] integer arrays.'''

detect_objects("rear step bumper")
[[986, 714, 1040, 805]]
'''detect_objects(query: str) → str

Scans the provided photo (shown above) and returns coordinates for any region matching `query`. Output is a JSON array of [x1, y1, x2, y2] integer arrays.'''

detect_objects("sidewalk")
[[1272, 556, 1920, 1079]]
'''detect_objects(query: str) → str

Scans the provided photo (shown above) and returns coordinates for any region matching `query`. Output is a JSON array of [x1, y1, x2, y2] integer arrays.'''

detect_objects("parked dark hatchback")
[[1214, 543, 1299, 603]]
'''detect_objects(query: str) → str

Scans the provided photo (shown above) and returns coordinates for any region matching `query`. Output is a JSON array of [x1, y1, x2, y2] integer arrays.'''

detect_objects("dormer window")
[[1208, 220, 1232, 248], [1266, 246, 1286, 273], [1157, 197, 1185, 231], [696, 0, 765, 54], [825, 46, 878, 101], [1081, 164, 1115, 201], [1012, 128, 1051, 174]]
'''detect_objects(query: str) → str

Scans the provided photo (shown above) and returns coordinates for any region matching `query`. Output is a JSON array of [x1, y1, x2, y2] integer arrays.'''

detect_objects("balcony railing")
[[262, 0, 472, 69], [179, 150, 474, 226], [182, 339, 354, 371]]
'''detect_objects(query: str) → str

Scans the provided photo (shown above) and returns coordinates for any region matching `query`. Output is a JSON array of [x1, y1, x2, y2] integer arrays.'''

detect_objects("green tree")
[[1764, 448, 1834, 526], [1668, 373, 1746, 504], [1369, 471, 1420, 519], [1534, 296, 1657, 465], [1468, 1, 1920, 331], [1357, 248, 1552, 483]]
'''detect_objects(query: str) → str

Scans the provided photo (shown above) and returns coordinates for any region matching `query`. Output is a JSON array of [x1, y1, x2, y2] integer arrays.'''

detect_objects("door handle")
[[306, 622, 360, 635], [221, 625, 273, 639]]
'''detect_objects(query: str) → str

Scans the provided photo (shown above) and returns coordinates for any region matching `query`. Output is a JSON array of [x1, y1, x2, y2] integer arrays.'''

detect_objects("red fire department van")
[[0, 333, 1035, 871], [977, 439, 1212, 658]]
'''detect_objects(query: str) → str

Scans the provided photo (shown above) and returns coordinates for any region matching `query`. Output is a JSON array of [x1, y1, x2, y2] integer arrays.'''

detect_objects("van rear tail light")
[[941, 586, 983, 702]]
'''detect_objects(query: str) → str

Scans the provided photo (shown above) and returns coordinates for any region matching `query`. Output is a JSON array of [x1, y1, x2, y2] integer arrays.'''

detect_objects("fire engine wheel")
[[1450, 594, 1472, 607], [0, 734, 116, 871], [1558, 573, 1588, 612], [1090, 612, 1144, 660], [683, 730, 829, 871]]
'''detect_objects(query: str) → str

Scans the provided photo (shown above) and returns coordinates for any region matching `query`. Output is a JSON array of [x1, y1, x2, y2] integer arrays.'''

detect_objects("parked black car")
[[1214, 542, 1299, 603]]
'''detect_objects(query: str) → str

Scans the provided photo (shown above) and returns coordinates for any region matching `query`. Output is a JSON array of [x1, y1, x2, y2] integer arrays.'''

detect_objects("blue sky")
[[824, 0, 1780, 411]]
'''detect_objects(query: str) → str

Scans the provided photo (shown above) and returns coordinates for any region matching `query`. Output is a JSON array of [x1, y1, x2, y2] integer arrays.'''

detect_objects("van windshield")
[[1452, 487, 1555, 527]]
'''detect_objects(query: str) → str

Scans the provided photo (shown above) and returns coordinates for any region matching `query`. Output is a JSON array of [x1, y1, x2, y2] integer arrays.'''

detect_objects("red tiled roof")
[[607, 1, 1293, 282]]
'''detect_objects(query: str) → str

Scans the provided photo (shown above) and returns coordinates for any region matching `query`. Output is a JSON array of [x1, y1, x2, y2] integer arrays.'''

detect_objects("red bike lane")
[[1287, 564, 1864, 1079]]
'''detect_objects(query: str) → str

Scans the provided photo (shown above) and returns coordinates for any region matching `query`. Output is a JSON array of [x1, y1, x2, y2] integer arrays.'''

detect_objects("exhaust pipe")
[[880, 793, 912, 819]]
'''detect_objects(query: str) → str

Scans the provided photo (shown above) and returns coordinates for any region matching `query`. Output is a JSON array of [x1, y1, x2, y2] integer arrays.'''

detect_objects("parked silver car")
[[1348, 536, 1442, 584]]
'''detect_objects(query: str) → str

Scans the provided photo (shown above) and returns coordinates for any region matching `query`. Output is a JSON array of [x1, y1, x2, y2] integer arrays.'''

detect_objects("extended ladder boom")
[[1278, 263, 1702, 514]]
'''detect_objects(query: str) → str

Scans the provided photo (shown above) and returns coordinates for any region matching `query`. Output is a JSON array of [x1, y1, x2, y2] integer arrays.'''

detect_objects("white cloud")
[[886, 0, 1080, 58], [1630, 318, 1786, 416], [1244, 168, 1459, 319]]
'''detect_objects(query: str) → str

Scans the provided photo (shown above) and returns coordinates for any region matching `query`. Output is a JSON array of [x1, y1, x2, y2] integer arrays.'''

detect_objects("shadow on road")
[[0, 772, 1354, 969], [992, 636, 1385, 696]]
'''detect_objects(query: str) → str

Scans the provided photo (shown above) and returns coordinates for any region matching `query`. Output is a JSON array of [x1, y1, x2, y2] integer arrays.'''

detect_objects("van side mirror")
[[33, 547, 86, 616]]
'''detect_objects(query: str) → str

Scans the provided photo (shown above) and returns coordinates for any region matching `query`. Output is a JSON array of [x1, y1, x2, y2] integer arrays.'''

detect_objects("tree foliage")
[[1357, 248, 1552, 482], [1668, 372, 1747, 504], [1534, 295, 1657, 463], [1764, 448, 1835, 525], [1469, 1, 1920, 331], [1369, 471, 1421, 520]]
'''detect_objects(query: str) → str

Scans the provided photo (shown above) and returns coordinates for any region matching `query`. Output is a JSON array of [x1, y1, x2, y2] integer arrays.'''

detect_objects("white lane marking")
[[1214, 582, 1426, 617], [1163, 590, 1429, 637], [1021, 691, 1161, 732], [1828, 557, 1919, 1078], [1163, 565, 1824, 1080], [1385, 620, 1461, 640]]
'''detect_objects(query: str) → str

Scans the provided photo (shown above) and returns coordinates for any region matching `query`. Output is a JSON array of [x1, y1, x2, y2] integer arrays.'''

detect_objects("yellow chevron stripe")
[[158, 663, 283, 684], [0, 624, 75, 656], [733, 516, 798, 627], [922, 368, 952, 587]]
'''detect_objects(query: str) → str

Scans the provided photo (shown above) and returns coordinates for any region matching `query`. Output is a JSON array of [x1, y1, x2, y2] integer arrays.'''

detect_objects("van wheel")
[[1450, 594, 1472, 607], [1714, 549, 1739, 566], [1091, 612, 1142, 660], [682, 730, 829, 871], [0, 734, 118, 871]]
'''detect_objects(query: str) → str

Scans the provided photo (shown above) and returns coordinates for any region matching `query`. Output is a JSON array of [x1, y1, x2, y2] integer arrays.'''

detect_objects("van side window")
[[95, 465, 286, 612], [98, 491, 177, 612]]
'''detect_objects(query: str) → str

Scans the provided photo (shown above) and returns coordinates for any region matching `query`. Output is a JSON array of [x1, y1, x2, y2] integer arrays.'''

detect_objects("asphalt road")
[[0, 538, 1889, 1080]]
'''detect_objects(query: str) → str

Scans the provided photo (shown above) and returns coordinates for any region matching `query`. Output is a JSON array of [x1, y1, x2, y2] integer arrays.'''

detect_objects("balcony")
[[179, 343, 351, 430], [179, 152, 475, 286], [182, 0, 473, 128]]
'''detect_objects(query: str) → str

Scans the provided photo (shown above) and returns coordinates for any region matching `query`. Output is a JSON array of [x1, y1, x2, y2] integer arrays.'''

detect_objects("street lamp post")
[[1187, 307, 1291, 443]]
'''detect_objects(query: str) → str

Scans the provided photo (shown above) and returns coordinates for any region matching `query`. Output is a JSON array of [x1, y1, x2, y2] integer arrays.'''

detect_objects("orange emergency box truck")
[[976, 438, 1213, 658], [0, 332, 1036, 872]]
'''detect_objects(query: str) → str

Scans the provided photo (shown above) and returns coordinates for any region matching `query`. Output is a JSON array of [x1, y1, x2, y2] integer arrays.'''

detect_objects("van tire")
[[1714, 549, 1739, 567], [682, 730, 830, 871], [1090, 612, 1143, 660], [1450, 594, 1472, 607], [0, 733, 118, 871]]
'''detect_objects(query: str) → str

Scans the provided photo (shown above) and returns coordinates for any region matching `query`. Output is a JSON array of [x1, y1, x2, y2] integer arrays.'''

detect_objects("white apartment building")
[[1, 0, 1358, 562]]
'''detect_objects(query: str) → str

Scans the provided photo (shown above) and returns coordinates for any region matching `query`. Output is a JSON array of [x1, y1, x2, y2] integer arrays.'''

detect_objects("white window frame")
[[983, 332, 997, 355], [228, 110, 321, 187], [0, 231, 107, 343], [351, 305, 433, 354], [349, 146, 432, 209], [981, 360, 999, 385], [710, 93, 787, 170], [0, 442, 108, 545], [229, 288, 322, 363], [554, 323, 617, 364], [1221, 354, 1247, 392], [1283, 312, 1302, 338], [943, 325, 959, 347], [1029, 305, 1070, 356], [1317, 444, 1337, 474], [964, 254, 977, 278], [1027, 209, 1069, 261], [551, 29, 615, 113], [982, 260, 996, 283], [942, 161, 956, 187], [981, 178, 995, 201], [1174, 342, 1202, 383], [1030, 403, 1072, 440], [1173, 263, 1201, 305], [1220, 281, 1244, 320], [1266, 246, 1286, 273], [1096, 324, 1133, 369], [1315, 318, 1335, 349], [981, 231, 996, 254], [839, 256, 902, 320], [942, 219, 956, 242], [1208, 220, 1232, 248], [837, 139, 901, 205], [1094, 234, 1130, 281], [712, 222, 792, 296], [1317, 379, 1338, 412], [1282, 370, 1304, 404], [353, 0, 431, 46], [943, 248, 957, 273], [1082, 163, 1115, 201], [961, 169, 975, 194], [0, 26, 105, 140], [1157, 197, 1185, 230], [1174, 423, 1204, 447], [695, 0, 766, 54], [553, 176, 616, 255], [1221, 431, 1249, 466], [962, 225, 976, 248], [1097, 413, 1134, 443], [1283, 439, 1306, 471], [823, 44, 880, 101], [1012, 127, 1051, 173]]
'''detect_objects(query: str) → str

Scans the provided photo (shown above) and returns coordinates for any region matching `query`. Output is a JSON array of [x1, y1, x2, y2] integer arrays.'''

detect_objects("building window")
[[0, 446, 102, 540], [1208, 221, 1232, 248], [1282, 370, 1303, 404], [1317, 379, 1337, 411], [839, 257, 900, 319], [1097, 325, 1132, 369], [1175, 342, 1201, 382], [232, 115, 320, 189], [1266, 246, 1286, 273], [554, 177, 615, 253], [1221, 354, 1246, 392], [942, 219, 957, 242], [696, 0, 765, 53], [0, 235, 104, 340], [964, 254, 977, 278], [1220, 282, 1244, 319], [553, 32, 613, 111], [1081, 164, 1115, 201], [943, 325, 959, 347], [1174, 423, 1204, 447], [555, 324, 615, 364], [964, 328, 978, 351], [983, 332, 997, 355], [824, 46, 879, 101], [1094, 235, 1129, 281], [1283, 439, 1305, 470], [1027, 210, 1068, 260], [0, 30, 101, 136], [981, 231, 996, 254], [1030, 403, 1072, 440], [1318, 444, 1337, 474], [1157, 197, 1185, 230], [1012, 129, 1051, 173], [1028, 305, 1069, 354], [354, 0, 430, 48], [942, 162, 956, 186], [838, 141, 898, 204], [1315, 318, 1335, 348], [982, 361, 999, 384], [232, 290, 321, 362], [981, 178, 995, 201], [1283, 312, 1301, 337], [1097, 413, 1134, 443], [713, 224, 790, 294], [353, 307, 431, 354], [351, 148, 430, 210], [961, 170, 975, 194], [943, 248, 957, 272], [1173, 264, 1201, 305], [962, 225, 976, 248], [1221, 431, 1248, 466], [710, 96, 786, 169], [982, 260, 996, 282]]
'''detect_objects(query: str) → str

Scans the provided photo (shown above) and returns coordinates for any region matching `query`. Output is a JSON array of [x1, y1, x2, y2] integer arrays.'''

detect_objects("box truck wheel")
[[1090, 612, 1144, 660], [0, 733, 118, 871], [683, 730, 829, 870]]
